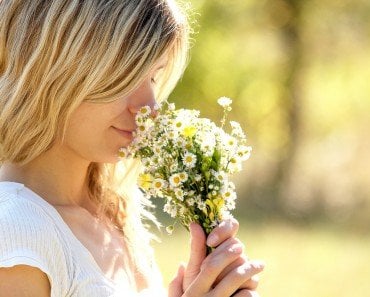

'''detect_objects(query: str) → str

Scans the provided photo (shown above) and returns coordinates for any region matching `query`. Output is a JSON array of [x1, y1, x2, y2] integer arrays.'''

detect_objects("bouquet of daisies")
[[119, 97, 251, 237]]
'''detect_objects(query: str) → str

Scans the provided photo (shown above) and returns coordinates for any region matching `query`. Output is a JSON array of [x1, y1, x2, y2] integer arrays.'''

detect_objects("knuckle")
[[215, 240, 244, 258], [200, 258, 219, 274], [234, 256, 247, 267], [225, 237, 241, 246], [226, 243, 244, 255], [231, 263, 257, 281]]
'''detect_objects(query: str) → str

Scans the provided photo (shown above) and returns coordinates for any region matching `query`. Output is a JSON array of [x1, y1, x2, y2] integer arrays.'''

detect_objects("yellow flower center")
[[154, 182, 162, 188], [173, 176, 180, 184], [140, 107, 148, 114]]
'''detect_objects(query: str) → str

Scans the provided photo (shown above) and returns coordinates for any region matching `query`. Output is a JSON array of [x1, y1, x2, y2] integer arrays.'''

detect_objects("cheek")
[[65, 113, 107, 151], [65, 125, 120, 163], [63, 101, 129, 162]]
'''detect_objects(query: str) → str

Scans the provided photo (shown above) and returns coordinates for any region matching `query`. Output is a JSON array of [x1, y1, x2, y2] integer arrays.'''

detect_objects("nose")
[[127, 78, 157, 114]]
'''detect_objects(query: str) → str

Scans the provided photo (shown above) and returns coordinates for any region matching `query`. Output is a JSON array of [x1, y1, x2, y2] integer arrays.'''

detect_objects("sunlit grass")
[[153, 222, 370, 297]]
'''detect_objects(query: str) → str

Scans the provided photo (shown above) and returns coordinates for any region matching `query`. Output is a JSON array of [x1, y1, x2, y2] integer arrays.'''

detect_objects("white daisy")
[[227, 156, 242, 173], [138, 105, 151, 117], [194, 174, 202, 182], [174, 188, 184, 201], [237, 145, 252, 161], [163, 201, 177, 218], [169, 173, 182, 187], [169, 163, 179, 173], [173, 119, 184, 131], [186, 198, 195, 206], [197, 201, 207, 213], [118, 147, 129, 159], [179, 172, 188, 182], [153, 178, 167, 191], [230, 121, 246, 138], [168, 103, 176, 110], [182, 152, 197, 168], [217, 97, 232, 107]]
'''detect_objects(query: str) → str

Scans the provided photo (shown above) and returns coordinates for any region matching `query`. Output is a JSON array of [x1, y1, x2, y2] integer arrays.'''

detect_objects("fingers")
[[213, 254, 247, 287], [206, 218, 239, 248], [212, 261, 264, 297], [183, 223, 207, 290], [232, 290, 260, 297], [185, 237, 244, 296], [168, 264, 185, 297], [183, 219, 264, 297], [243, 275, 260, 291], [214, 256, 263, 290]]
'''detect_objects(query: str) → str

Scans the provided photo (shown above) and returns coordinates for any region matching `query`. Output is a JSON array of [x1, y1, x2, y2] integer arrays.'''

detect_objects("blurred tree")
[[166, 0, 370, 227], [272, 0, 306, 217]]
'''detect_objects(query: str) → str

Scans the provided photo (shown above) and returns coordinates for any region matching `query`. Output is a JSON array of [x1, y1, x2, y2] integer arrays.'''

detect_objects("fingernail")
[[251, 260, 266, 270], [219, 219, 232, 230], [228, 243, 243, 253], [207, 233, 219, 247]]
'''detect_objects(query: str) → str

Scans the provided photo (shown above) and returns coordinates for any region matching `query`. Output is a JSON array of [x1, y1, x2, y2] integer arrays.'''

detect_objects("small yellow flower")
[[213, 196, 225, 209], [138, 173, 153, 190], [182, 126, 197, 138]]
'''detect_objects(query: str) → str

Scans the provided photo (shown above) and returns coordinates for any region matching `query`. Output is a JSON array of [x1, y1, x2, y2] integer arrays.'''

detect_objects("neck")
[[0, 144, 93, 207]]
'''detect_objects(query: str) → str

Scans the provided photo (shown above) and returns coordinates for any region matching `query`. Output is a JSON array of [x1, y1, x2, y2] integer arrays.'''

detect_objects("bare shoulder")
[[0, 265, 50, 297]]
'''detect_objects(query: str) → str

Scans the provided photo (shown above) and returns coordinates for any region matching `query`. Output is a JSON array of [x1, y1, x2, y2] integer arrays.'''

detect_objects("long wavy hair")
[[0, 0, 190, 290]]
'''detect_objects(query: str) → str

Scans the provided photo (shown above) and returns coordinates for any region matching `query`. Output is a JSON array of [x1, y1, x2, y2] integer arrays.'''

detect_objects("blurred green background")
[[153, 0, 370, 296]]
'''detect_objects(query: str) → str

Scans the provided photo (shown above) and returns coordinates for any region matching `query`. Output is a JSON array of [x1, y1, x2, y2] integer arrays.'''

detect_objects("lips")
[[113, 127, 134, 139]]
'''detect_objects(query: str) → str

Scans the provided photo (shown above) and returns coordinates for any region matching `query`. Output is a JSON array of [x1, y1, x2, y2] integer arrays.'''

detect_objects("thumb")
[[183, 223, 207, 290], [168, 263, 185, 297]]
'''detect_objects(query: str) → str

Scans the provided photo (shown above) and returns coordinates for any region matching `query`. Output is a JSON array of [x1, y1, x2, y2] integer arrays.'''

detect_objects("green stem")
[[206, 245, 215, 255]]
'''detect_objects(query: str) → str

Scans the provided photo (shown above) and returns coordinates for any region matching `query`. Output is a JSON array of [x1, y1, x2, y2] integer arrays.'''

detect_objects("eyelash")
[[151, 78, 157, 84]]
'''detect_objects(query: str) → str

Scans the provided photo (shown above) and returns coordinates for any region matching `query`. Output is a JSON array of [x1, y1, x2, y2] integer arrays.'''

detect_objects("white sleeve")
[[0, 197, 72, 297]]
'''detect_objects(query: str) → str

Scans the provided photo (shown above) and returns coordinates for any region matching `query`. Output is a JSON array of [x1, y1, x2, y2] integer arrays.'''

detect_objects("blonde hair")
[[0, 0, 190, 289]]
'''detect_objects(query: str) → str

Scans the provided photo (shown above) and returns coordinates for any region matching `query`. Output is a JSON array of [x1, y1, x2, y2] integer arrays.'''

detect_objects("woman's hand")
[[168, 218, 264, 297]]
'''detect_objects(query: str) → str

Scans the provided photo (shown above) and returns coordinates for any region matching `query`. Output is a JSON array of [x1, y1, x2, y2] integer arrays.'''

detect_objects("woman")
[[0, 0, 264, 296]]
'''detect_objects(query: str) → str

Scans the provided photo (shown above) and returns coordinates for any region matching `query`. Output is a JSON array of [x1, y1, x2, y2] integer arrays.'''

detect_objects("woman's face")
[[61, 68, 162, 164]]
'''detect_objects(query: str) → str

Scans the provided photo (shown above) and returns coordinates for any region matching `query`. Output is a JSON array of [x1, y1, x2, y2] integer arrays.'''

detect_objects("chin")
[[87, 153, 120, 164]]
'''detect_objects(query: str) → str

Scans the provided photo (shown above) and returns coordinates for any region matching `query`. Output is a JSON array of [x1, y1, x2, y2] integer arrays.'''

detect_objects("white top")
[[0, 181, 165, 297]]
